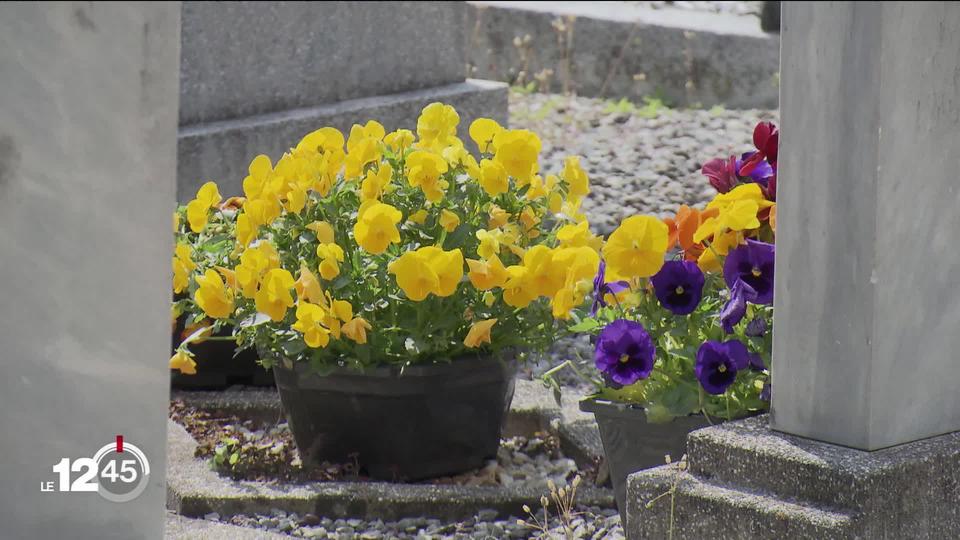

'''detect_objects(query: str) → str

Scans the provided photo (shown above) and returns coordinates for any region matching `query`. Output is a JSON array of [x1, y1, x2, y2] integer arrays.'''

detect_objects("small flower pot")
[[171, 319, 274, 389], [579, 397, 712, 519], [272, 353, 517, 481]]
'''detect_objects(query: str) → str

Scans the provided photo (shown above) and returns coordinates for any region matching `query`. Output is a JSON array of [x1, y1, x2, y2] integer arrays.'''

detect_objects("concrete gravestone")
[[177, 1, 508, 200], [0, 3, 179, 539], [626, 2, 960, 538]]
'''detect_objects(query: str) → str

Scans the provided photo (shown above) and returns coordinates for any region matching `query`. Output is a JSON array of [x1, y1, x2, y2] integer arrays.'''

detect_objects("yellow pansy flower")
[[417, 102, 460, 150], [235, 242, 280, 298], [285, 186, 307, 214], [194, 269, 235, 319], [235, 213, 257, 248], [525, 174, 549, 200], [360, 163, 393, 202], [602, 215, 669, 280], [316, 243, 345, 280], [476, 229, 501, 259], [343, 317, 372, 344], [353, 202, 403, 254], [292, 302, 331, 348], [503, 265, 536, 308], [440, 210, 460, 232], [562, 156, 590, 201], [172, 243, 196, 294], [384, 129, 415, 153], [306, 221, 336, 244], [519, 206, 541, 232], [469, 118, 504, 153], [243, 154, 273, 200], [294, 127, 346, 196], [466, 254, 508, 290], [245, 197, 282, 228], [697, 245, 723, 273], [493, 129, 541, 185], [186, 181, 222, 232], [557, 221, 600, 250], [464, 318, 498, 348], [407, 209, 428, 225], [407, 150, 449, 202], [388, 251, 439, 301], [551, 286, 580, 319], [345, 121, 385, 179], [169, 350, 197, 375], [478, 158, 508, 197], [548, 192, 564, 214], [215, 266, 238, 290], [255, 268, 296, 322], [524, 245, 565, 299], [295, 265, 324, 304], [553, 246, 601, 286], [418, 247, 464, 297], [487, 205, 510, 229]]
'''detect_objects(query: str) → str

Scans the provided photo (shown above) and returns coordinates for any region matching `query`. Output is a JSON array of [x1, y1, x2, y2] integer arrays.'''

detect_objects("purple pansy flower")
[[650, 261, 705, 316], [595, 319, 656, 386], [723, 240, 775, 305], [745, 317, 767, 337], [591, 260, 630, 315], [720, 279, 758, 333], [695, 339, 751, 395], [701, 156, 738, 194], [760, 381, 771, 402], [749, 352, 766, 371]]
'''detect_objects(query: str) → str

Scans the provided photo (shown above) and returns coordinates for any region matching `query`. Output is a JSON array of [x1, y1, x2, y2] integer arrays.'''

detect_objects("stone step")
[[626, 465, 857, 539], [684, 415, 960, 516]]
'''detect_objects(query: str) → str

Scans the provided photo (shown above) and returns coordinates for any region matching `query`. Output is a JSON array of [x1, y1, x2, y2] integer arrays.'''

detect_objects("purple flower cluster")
[[720, 240, 775, 333], [594, 319, 656, 386]]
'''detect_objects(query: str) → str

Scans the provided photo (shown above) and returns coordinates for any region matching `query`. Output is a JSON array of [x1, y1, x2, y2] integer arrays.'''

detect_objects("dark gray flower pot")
[[171, 319, 273, 389], [580, 398, 712, 519], [273, 354, 517, 481]]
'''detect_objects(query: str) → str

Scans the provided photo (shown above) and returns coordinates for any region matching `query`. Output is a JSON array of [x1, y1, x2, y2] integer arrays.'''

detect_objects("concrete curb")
[[466, 1, 779, 109], [168, 380, 612, 521]]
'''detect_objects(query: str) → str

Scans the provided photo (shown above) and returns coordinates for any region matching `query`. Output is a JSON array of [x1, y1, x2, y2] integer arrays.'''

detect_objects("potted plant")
[[544, 121, 779, 515], [169, 103, 603, 480]]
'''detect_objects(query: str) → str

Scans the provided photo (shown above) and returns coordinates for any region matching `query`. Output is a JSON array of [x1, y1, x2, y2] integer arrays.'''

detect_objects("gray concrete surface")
[[627, 415, 960, 539], [166, 512, 287, 539], [772, 1, 960, 450], [0, 3, 179, 539], [179, 2, 466, 125], [467, 1, 779, 108]]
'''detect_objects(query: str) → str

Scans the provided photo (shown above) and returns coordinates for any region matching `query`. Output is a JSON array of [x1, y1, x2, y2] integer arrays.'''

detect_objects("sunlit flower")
[[695, 340, 750, 394], [440, 209, 461, 232], [466, 254, 509, 290], [464, 318, 498, 348], [418, 247, 464, 297], [503, 265, 535, 308], [723, 240, 775, 304], [306, 221, 336, 244], [479, 158, 509, 197], [407, 209, 428, 225], [469, 118, 504, 153], [254, 268, 295, 322], [406, 150, 449, 202], [172, 243, 196, 294], [295, 265, 324, 305], [651, 261, 705, 315], [292, 302, 331, 348], [387, 251, 439, 301], [353, 202, 402, 254], [343, 317, 372, 344], [562, 156, 590, 201], [476, 229, 501, 259], [384, 129, 415, 153], [417, 102, 459, 150], [590, 260, 629, 315], [602, 215, 669, 280], [169, 349, 197, 375], [186, 181, 222, 232], [595, 319, 656, 386], [194, 269, 235, 319], [493, 129, 541, 184], [316, 243, 345, 280]]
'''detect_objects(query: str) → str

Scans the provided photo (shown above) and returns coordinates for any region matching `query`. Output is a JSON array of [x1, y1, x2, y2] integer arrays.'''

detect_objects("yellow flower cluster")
[[171, 101, 609, 374]]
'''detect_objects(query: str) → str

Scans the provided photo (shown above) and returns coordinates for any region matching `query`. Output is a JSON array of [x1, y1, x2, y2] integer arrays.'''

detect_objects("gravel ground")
[[509, 91, 779, 236], [624, 0, 762, 17], [209, 506, 623, 539]]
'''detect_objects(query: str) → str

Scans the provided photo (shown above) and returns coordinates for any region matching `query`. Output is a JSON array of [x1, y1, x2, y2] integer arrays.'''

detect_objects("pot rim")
[[272, 349, 519, 379]]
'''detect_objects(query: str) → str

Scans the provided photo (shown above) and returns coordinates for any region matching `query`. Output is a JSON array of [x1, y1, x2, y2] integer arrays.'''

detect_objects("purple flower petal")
[[720, 280, 757, 333], [695, 339, 750, 395], [650, 260, 705, 315], [723, 240, 775, 305], [594, 319, 656, 386]]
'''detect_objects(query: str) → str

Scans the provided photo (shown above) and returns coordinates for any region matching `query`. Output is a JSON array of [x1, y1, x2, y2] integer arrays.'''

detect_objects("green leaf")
[[568, 318, 601, 333], [229, 453, 239, 465]]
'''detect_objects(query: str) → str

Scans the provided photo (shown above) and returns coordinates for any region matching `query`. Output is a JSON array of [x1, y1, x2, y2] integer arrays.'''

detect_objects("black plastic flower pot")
[[272, 354, 517, 481], [170, 318, 274, 389], [579, 398, 712, 520]]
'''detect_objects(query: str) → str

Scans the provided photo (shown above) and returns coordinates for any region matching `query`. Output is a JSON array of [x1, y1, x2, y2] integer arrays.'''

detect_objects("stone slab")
[[177, 79, 508, 201], [773, 1, 960, 450], [627, 415, 960, 539], [467, 1, 779, 108], [0, 3, 179, 539], [179, 1, 466, 125], [165, 512, 287, 539], [166, 420, 614, 521]]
